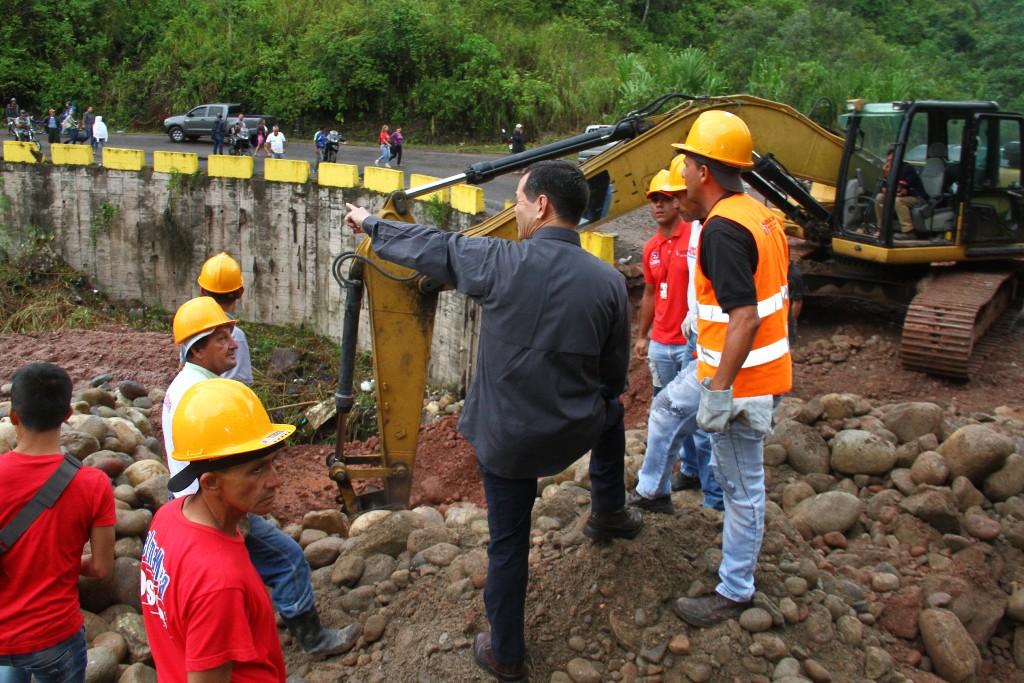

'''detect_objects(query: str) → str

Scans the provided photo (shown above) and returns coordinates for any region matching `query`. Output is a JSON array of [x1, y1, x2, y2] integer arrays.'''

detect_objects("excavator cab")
[[832, 100, 1023, 260]]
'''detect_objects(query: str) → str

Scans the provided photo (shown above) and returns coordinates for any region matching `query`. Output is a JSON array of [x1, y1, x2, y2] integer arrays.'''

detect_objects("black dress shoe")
[[671, 471, 701, 492], [583, 506, 643, 541], [626, 488, 675, 514], [473, 633, 527, 682], [672, 592, 752, 628]]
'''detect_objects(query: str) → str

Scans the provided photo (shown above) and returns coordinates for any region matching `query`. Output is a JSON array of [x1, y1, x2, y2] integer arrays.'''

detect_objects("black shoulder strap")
[[0, 453, 83, 556]]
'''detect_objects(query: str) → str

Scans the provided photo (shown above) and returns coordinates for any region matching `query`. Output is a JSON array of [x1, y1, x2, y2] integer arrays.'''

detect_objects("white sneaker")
[[385, 163, 391, 168], [374, 159, 380, 166]]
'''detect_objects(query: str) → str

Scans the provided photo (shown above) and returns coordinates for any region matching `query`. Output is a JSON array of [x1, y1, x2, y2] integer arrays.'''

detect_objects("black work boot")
[[283, 610, 362, 660], [626, 488, 675, 514], [583, 506, 643, 542], [671, 471, 701, 492]]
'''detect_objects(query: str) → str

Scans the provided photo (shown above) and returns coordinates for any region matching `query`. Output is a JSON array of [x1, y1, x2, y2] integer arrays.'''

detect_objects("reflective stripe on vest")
[[696, 284, 789, 323], [694, 194, 792, 398]]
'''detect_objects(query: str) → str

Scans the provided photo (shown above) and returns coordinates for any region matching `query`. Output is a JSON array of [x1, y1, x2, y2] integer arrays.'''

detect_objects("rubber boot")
[[283, 610, 362, 661]]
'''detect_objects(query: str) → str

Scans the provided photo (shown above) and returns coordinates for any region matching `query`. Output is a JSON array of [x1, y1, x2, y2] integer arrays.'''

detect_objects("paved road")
[[91, 132, 521, 213]]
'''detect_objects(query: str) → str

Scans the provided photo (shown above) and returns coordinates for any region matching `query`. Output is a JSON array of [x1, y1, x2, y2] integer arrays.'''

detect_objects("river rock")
[[302, 509, 348, 536], [80, 388, 116, 408], [566, 658, 602, 683], [134, 475, 169, 510], [819, 393, 858, 420], [788, 491, 863, 538], [1007, 586, 1024, 622], [909, 451, 950, 486], [420, 542, 462, 567], [113, 612, 152, 664], [358, 553, 398, 586], [304, 536, 344, 568], [938, 424, 1015, 484], [85, 646, 120, 683], [363, 613, 388, 643], [347, 510, 391, 537], [107, 419, 145, 452], [963, 513, 1001, 541], [123, 460, 168, 487], [984, 453, 1024, 501], [407, 526, 457, 554], [768, 420, 830, 474], [919, 608, 980, 682], [114, 508, 152, 538], [782, 482, 816, 513], [117, 663, 157, 683], [118, 381, 148, 400], [951, 476, 986, 511], [331, 555, 365, 587], [93, 632, 129, 662], [343, 510, 426, 558], [63, 430, 102, 459], [899, 488, 960, 534], [739, 607, 773, 632], [113, 557, 143, 610], [79, 572, 118, 613], [830, 429, 896, 475], [882, 402, 944, 443]]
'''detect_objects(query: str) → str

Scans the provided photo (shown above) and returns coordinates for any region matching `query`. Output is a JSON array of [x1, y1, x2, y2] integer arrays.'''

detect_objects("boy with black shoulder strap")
[[0, 362, 116, 683]]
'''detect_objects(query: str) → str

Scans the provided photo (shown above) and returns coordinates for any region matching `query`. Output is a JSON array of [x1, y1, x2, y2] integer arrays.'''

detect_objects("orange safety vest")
[[694, 194, 792, 398]]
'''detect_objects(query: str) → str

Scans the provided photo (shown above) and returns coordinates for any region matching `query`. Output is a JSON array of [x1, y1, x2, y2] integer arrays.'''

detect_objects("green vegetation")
[[3, 0, 1021, 140]]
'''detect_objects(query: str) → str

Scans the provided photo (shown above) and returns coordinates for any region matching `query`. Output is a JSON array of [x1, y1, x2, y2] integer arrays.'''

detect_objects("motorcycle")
[[323, 130, 344, 163], [229, 131, 251, 156]]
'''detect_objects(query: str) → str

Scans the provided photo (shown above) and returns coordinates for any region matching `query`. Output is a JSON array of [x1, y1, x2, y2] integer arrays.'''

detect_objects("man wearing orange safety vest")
[[643, 110, 792, 627]]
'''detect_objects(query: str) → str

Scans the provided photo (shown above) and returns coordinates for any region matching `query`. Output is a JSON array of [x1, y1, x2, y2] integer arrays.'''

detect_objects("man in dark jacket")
[[211, 113, 226, 156], [345, 160, 640, 682]]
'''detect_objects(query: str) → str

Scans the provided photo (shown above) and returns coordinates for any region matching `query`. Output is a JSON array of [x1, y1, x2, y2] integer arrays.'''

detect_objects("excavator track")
[[900, 268, 1022, 379]]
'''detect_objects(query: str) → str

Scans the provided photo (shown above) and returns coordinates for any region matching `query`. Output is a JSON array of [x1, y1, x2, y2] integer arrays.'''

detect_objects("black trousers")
[[479, 397, 625, 665], [47, 127, 59, 144]]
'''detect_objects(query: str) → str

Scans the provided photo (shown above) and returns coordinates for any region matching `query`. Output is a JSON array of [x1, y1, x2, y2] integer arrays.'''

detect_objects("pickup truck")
[[163, 104, 275, 143]]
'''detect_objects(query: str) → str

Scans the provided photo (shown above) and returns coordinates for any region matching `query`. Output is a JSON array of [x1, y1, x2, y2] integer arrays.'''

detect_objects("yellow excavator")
[[328, 94, 1024, 514]]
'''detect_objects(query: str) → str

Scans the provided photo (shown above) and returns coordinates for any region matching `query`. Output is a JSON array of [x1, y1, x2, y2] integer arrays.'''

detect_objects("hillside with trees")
[[2, 0, 1021, 140]]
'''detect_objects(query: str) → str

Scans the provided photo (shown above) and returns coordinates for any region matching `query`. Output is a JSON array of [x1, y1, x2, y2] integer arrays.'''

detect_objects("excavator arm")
[[329, 94, 846, 515]]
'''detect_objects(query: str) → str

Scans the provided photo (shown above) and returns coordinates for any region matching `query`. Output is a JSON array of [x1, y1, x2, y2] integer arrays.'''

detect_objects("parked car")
[[577, 124, 619, 164], [163, 104, 275, 144]]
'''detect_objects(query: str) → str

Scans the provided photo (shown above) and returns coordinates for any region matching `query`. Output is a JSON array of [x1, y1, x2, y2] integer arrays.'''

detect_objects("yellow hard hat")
[[197, 252, 243, 294], [665, 155, 688, 192], [645, 169, 675, 198], [171, 379, 294, 462], [167, 379, 294, 492], [172, 296, 232, 345], [672, 110, 754, 169]]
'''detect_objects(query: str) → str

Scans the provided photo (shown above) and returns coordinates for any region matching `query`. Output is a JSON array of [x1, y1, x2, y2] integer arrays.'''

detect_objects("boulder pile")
[[5, 379, 1024, 682]]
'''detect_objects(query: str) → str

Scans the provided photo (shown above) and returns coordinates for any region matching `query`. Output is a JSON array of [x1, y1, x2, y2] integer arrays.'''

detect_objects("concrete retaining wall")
[[0, 163, 482, 389]]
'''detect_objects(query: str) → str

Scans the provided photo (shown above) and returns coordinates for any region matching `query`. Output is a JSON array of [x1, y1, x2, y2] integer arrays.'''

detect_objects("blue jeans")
[[642, 364, 776, 602], [212, 135, 224, 155], [245, 513, 315, 618], [481, 398, 625, 665], [642, 339, 722, 509], [0, 628, 87, 683], [375, 143, 390, 164]]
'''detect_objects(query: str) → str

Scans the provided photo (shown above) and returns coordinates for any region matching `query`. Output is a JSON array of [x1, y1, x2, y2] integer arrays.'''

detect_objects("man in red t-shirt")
[[141, 378, 360, 683], [0, 362, 116, 683]]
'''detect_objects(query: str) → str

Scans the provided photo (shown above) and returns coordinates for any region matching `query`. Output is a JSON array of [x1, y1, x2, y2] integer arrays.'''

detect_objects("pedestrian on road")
[[92, 116, 108, 157], [211, 113, 226, 156], [314, 126, 328, 172], [642, 111, 792, 628], [162, 297, 360, 661], [45, 109, 60, 145], [374, 125, 391, 167], [266, 125, 286, 159], [80, 106, 95, 146], [254, 119, 269, 158], [389, 127, 404, 166], [0, 362, 116, 683], [143, 378, 338, 682], [345, 159, 641, 682]]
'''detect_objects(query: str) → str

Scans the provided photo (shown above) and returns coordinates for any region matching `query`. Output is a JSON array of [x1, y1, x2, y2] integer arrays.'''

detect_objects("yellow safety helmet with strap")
[[672, 110, 754, 169], [167, 378, 294, 492], [197, 252, 243, 294], [645, 169, 675, 198], [665, 155, 688, 192], [172, 296, 232, 345]]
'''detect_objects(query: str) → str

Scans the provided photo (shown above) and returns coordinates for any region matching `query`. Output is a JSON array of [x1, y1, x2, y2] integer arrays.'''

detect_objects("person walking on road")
[[211, 113, 226, 156], [44, 109, 60, 145], [92, 116, 108, 157], [162, 297, 360, 661], [345, 159, 641, 682], [388, 127, 404, 166], [266, 125, 286, 159], [0, 362, 116, 683], [374, 124, 391, 167]]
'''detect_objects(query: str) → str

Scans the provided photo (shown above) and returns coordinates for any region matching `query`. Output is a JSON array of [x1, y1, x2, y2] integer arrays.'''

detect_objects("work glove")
[[697, 378, 733, 432], [681, 313, 696, 341]]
